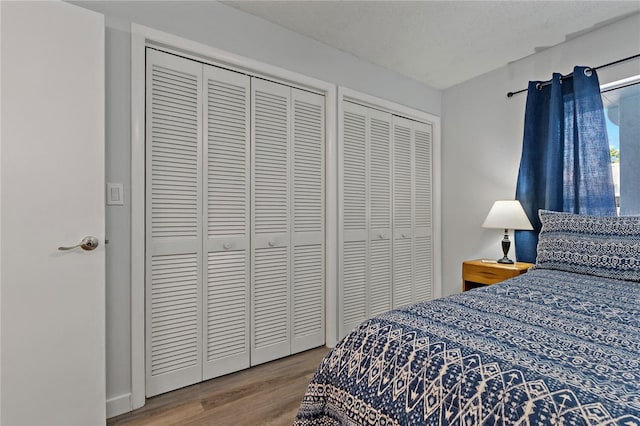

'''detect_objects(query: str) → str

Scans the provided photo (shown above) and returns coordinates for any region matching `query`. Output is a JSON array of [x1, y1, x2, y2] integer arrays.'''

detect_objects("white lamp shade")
[[482, 200, 533, 230]]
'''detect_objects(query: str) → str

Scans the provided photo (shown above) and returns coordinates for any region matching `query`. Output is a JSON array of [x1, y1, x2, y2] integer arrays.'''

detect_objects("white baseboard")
[[106, 393, 132, 419]]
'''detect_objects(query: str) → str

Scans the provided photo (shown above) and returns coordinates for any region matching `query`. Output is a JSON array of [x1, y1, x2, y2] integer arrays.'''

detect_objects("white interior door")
[[368, 109, 393, 317], [1, 2, 106, 425], [203, 65, 251, 380], [251, 78, 292, 366], [145, 49, 204, 397], [392, 116, 415, 308], [291, 88, 325, 353], [340, 101, 369, 337]]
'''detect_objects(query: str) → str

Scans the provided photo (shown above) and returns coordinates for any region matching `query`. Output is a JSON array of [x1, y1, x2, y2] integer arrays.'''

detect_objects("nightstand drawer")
[[463, 263, 520, 285]]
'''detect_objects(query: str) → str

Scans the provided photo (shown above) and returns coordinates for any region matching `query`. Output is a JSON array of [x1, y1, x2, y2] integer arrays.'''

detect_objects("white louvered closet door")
[[202, 65, 251, 380], [146, 50, 203, 397], [341, 101, 368, 336], [413, 122, 434, 302], [291, 89, 325, 353], [392, 116, 414, 308], [368, 109, 393, 317], [251, 78, 292, 365]]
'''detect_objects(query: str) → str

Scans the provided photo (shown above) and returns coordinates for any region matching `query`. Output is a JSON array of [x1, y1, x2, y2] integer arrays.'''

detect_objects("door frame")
[[130, 24, 337, 409]]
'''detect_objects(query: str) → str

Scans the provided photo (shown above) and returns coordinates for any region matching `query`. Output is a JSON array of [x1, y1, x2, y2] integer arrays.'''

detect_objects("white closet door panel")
[[253, 79, 290, 236], [414, 123, 433, 231], [367, 108, 392, 317], [392, 238, 413, 308], [146, 49, 203, 397], [393, 117, 413, 234], [148, 52, 201, 241], [414, 122, 433, 302], [205, 66, 250, 240], [292, 89, 325, 352], [149, 253, 200, 376], [369, 238, 392, 316], [203, 65, 251, 379], [414, 236, 432, 302], [342, 240, 367, 334], [204, 250, 250, 378], [293, 90, 324, 235], [252, 245, 290, 365], [342, 102, 368, 234], [392, 116, 415, 308], [251, 78, 291, 365], [369, 109, 392, 235], [341, 101, 368, 336], [292, 244, 324, 352]]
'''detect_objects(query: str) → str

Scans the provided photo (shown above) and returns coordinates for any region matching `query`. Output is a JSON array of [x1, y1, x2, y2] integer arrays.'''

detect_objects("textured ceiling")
[[222, 1, 640, 89]]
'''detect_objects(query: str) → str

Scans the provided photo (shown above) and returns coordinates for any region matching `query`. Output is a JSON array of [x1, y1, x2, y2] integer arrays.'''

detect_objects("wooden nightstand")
[[462, 259, 534, 292]]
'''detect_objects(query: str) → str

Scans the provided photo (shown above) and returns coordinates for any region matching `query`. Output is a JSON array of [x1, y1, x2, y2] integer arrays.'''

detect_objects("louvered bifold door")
[[340, 101, 369, 337], [145, 50, 203, 397], [392, 116, 415, 308], [413, 122, 434, 302], [202, 65, 251, 380], [368, 109, 393, 316], [291, 89, 325, 353], [251, 78, 291, 365]]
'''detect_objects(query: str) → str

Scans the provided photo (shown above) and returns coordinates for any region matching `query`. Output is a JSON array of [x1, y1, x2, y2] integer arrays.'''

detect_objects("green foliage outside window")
[[610, 147, 620, 163]]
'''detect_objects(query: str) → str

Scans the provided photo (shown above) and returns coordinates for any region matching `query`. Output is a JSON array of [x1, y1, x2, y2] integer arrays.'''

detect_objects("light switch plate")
[[106, 183, 124, 206]]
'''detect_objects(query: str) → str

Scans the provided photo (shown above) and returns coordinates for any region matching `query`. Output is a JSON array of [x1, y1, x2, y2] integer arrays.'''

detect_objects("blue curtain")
[[515, 66, 616, 263]]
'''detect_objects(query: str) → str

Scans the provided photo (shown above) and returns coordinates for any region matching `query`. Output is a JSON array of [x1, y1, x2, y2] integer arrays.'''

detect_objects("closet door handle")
[[223, 242, 231, 250], [268, 240, 276, 247], [378, 233, 384, 239]]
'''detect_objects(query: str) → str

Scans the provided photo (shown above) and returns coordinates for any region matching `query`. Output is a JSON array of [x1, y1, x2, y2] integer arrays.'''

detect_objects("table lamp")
[[482, 200, 533, 264]]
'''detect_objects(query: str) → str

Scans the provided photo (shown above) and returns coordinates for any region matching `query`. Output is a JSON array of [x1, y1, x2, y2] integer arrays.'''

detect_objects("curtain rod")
[[506, 53, 640, 98]]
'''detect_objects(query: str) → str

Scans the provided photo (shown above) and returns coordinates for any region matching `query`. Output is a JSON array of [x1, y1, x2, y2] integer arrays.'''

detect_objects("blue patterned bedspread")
[[295, 269, 640, 425]]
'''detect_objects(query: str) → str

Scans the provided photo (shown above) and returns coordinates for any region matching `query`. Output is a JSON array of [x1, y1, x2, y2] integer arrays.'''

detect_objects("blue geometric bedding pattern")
[[295, 269, 640, 425]]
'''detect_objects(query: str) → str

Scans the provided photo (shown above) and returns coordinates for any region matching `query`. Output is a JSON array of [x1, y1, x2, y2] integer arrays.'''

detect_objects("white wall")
[[70, 0, 441, 415], [441, 13, 640, 297]]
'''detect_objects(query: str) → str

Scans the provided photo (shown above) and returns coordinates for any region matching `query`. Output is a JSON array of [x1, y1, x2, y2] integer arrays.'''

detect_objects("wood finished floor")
[[107, 346, 330, 426]]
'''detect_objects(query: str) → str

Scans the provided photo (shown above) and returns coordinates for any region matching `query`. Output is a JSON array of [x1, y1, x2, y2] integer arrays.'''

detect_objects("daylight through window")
[[602, 77, 640, 215]]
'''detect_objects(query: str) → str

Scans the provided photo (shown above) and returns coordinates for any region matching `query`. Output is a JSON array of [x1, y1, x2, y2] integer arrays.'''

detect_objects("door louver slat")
[[414, 236, 432, 302], [254, 89, 289, 234], [207, 78, 248, 238], [392, 239, 413, 308], [293, 245, 323, 336], [253, 246, 289, 347], [370, 118, 391, 230], [206, 251, 247, 360], [415, 129, 432, 228], [343, 240, 366, 325], [343, 111, 367, 231], [393, 124, 412, 230], [149, 254, 199, 376], [369, 239, 392, 316], [294, 100, 323, 233], [150, 64, 199, 240]]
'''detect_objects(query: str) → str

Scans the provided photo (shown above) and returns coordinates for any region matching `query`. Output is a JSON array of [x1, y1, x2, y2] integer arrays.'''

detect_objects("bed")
[[295, 211, 640, 425]]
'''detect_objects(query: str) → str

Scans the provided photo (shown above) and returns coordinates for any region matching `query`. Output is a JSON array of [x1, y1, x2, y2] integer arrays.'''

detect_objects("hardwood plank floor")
[[108, 346, 330, 426]]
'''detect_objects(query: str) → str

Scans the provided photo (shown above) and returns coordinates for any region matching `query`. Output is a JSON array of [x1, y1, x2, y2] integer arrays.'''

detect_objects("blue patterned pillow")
[[536, 210, 640, 282]]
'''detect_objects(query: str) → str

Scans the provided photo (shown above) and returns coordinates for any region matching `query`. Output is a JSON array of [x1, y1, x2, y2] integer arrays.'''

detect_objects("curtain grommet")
[[584, 68, 593, 77], [535, 83, 542, 91]]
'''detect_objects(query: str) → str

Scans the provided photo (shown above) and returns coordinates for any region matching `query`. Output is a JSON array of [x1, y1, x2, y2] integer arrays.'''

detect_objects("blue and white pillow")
[[536, 210, 640, 282]]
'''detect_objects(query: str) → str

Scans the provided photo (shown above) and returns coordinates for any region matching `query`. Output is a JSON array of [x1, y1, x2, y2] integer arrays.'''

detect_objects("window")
[[602, 77, 640, 215]]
